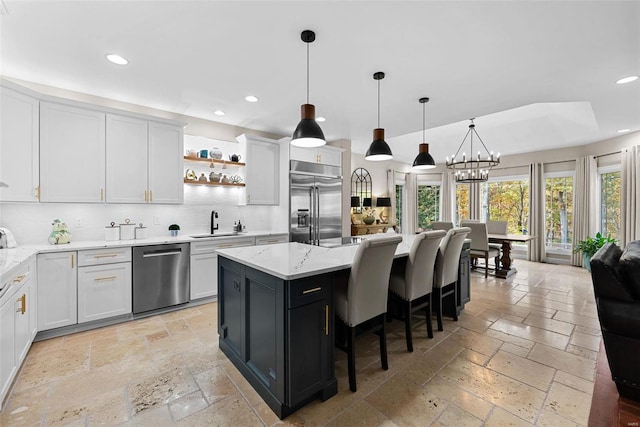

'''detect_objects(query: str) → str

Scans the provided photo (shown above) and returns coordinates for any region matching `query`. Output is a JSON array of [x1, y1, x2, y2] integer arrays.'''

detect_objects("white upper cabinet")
[[237, 134, 279, 205], [106, 114, 149, 203], [40, 102, 106, 203], [290, 145, 342, 167], [148, 122, 184, 204], [0, 84, 39, 202]]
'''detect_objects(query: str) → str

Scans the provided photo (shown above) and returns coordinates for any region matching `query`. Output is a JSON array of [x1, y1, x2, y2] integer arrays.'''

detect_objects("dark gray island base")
[[218, 255, 338, 419]]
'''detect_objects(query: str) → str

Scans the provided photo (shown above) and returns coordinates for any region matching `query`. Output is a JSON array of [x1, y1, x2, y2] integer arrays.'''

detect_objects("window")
[[417, 182, 440, 230], [480, 176, 529, 234], [395, 183, 405, 232], [545, 174, 573, 251], [455, 183, 469, 225], [599, 167, 621, 240]]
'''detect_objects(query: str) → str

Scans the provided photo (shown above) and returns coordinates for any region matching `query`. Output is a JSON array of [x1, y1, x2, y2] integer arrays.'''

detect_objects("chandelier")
[[445, 119, 499, 183]]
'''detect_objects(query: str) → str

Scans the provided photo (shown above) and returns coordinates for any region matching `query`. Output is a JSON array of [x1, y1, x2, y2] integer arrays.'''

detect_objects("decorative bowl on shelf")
[[185, 149, 198, 158], [363, 216, 375, 225], [229, 174, 243, 184]]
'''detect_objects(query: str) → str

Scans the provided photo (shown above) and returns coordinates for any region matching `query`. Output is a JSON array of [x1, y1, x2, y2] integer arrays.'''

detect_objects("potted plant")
[[168, 224, 180, 237], [573, 232, 617, 272]]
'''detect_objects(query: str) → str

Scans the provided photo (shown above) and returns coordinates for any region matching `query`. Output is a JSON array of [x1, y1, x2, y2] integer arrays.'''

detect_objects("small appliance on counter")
[[0, 227, 17, 249], [105, 222, 120, 241]]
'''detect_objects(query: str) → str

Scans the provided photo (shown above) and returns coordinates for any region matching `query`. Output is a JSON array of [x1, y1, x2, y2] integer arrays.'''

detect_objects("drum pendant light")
[[291, 30, 326, 148], [412, 97, 436, 170], [365, 72, 393, 161]]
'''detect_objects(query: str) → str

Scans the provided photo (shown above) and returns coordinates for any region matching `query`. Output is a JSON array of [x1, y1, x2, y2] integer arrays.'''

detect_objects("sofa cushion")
[[590, 243, 635, 302], [597, 298, 640, 339], [620, 240, 640, 299]]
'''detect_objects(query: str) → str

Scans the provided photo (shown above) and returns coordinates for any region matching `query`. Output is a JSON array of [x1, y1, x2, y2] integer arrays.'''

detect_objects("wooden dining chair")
[[388, 230, 446, 351], [433, 227, 471, 331], [334, 234, 402, 392]]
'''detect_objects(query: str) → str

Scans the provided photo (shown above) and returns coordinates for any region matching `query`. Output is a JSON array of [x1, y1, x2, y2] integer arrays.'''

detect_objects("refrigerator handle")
[[309, 186, 315, 244], [315, 185, 320, 245]]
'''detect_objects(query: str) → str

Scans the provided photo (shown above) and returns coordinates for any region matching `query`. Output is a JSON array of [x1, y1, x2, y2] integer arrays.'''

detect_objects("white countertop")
[[216, 234, 419, 280], [0, 230, 287, 279]]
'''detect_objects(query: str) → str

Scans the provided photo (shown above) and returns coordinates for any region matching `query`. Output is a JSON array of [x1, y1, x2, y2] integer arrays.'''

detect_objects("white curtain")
[[572, 156, 597, 266], [387, 169, 396, 224], [406, 173, 417, 234], [469, 182, 481, 220], [440, 171, 453, 222], [528, 163, 546, 262], [621, 145, 640, 247]]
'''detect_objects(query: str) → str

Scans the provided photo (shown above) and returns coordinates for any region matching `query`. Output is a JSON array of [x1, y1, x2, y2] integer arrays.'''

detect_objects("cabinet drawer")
[[77, 247, 131, 266], [255, 234, 289, 245], [191, 237, 255, 254], [288, 275, 332, 309], [1, 259, 33, 301]]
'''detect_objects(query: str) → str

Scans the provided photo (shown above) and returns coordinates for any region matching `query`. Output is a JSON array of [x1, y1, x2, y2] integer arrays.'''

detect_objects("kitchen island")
[[215, 235, 419, 418]]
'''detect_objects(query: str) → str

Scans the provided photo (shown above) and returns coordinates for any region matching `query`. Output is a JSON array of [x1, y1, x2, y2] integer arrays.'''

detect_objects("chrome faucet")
[[211, 210, 219, 234]]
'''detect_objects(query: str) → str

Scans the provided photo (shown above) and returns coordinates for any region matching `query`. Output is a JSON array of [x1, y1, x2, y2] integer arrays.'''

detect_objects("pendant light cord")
[[422, 102, 426, 143], [377, 78, 380, 128], [306, 42, 310, 104]]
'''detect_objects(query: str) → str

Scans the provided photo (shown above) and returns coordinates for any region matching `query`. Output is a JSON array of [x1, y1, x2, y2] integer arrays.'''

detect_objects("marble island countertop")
[[216, 233, 419, 280], [0, 230, 287, 279]]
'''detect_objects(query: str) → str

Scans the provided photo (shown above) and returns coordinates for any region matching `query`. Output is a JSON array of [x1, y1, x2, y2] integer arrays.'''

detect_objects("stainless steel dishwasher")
[[132, 243, 190, 314]]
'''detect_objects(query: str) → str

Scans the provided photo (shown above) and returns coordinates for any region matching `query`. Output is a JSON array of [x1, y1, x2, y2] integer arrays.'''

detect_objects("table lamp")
[[376, 197, 391, 223]]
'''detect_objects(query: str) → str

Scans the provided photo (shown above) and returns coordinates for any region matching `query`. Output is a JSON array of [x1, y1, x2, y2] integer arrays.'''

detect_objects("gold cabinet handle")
[[16, 294, 26, 315], [149, 190, 153, 202], [324, 305, 329, 336], [94, 276, 117, 282], [35, 185, 40, 200], [144, 190, 148, 202], [71, 254, 74, 269], [100, 188, 104, 201], [94, 254, 119, 259], [13, 274, 25, 283], [302, 287, 322, 295]]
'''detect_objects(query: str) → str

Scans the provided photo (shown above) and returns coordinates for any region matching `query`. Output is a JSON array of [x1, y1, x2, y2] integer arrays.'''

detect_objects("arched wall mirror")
[[351, 168, 372, 214]]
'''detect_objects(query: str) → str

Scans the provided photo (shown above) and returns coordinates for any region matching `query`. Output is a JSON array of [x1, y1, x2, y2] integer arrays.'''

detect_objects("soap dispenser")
[[237, 219, 242, 232]]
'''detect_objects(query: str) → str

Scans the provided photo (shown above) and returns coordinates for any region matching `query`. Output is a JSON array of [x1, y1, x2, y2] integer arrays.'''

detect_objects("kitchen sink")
[[190, 232, 240, 239]]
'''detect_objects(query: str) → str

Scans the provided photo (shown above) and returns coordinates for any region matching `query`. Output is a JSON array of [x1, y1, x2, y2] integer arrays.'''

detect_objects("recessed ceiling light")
[[105, 54, 128, 65], [616, 75, 638, 84], [245, 95, 258, 103], [214, 110, 225, 116], [316, 116, 326, 122], [617, 129, 631, 133]]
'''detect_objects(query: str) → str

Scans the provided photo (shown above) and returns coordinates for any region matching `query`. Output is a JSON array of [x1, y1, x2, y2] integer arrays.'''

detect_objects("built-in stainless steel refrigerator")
[[290, 160, 342, 246]]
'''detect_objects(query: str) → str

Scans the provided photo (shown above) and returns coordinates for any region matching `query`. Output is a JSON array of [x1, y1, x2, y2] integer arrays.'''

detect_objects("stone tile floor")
[[1, 260, 597, 426]]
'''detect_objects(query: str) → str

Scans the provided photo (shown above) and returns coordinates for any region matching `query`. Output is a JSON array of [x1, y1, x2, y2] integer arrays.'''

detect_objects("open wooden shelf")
[[183, 179, 245, 187], [183, 156, 246, 167]]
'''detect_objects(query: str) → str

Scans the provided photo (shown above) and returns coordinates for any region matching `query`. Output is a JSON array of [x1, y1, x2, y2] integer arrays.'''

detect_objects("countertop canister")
[[119, 219, 136, 240], [135, 223, 147, 239], [105, 222, 120, 241]]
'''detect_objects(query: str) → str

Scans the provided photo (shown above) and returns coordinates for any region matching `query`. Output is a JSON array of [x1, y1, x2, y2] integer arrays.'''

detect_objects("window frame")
[[416, 179, 441, 230], [597, 164, 621, 240], [543, 170, 575, 255], [395, 177, 407, 233]]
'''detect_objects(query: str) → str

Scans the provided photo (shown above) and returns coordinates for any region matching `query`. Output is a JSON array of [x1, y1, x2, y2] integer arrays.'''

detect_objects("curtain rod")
[[593, 150, 621, 159]]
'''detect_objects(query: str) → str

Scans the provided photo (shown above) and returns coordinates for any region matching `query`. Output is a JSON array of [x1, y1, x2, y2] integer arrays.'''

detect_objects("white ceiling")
[[1, 1, 639, 164]]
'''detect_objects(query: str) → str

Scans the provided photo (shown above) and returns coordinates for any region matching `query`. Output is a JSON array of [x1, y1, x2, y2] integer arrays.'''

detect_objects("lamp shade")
[[362, 197, 372, 207], [376, 197, 391, 207], [365, 128, 393, 161], [350, 196, 361, 207], [412, 143, 436, 170], [291, 104, 326, 147]]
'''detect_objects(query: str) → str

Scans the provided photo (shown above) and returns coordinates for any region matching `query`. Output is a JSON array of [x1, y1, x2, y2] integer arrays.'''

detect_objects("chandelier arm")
[[471, 128, 495, 157], [451, 128, 472, 162]]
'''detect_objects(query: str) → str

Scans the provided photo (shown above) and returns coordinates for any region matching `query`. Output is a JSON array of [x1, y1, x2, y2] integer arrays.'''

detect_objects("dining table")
[[488, 233, 535, 278]]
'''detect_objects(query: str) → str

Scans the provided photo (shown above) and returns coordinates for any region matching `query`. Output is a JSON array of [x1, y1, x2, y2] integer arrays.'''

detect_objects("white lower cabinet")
[[1, 257, 37, 407], [190, 236, 256, 300], [77, 247, 132, 323], [78, 262, 132, 323], [37, 252, 77, 331]]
